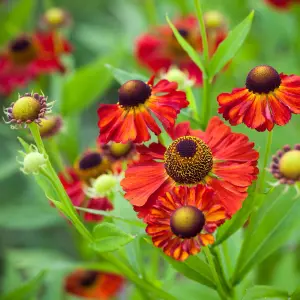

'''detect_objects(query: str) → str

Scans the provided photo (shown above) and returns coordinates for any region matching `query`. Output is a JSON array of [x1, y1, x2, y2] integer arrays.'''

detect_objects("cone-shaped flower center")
[[110, 142, 131, 157], [170, 205, 205, 238], [80, 271, 98, 287], [246, 65, 281, 94], [279, 150, 300, 180], [118, 80, 152, 107], [79, 152, 102, 170], [178, 28, 189, 38], [9, 37, 37, 64], [164, 136, 213, 184], [12, 96, 41, 122]]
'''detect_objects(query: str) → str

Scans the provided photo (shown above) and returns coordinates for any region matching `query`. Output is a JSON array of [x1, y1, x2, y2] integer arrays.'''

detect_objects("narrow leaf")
[[242, 285, 289, 300], [216, 185, 259, 245], [165, 256, 216, 289], [61, 51, 122, 116], [209, 11, 254, 80], [0, 0, 34, 43], [232, 192, 300, 285], [166, 15, 205, 74], [92, 223, 135, 253], [105, 65, 148, 84], [2, 271, 46, 300]]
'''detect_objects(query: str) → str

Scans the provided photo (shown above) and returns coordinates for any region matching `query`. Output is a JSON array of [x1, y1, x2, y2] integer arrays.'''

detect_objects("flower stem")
[[202, 76, 211, 128], [145, 0, 157, 25], [29, 123, 93, 243], [203, 247, 228, 300], [194, 0, 209, 62], [258, 130, 273, 193], [193, 0, 212, 128]]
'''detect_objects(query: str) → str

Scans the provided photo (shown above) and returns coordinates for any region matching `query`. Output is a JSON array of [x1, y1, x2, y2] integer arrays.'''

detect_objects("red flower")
[[0, 31, 72, 95], [121, 117, 258, 220], [146, 185, 226, 261], [217, 65, 300, 131], [59, 168, 85, 207], [58, 168, 113, 223], [84, 198, 113, 222], [64, 270, 124, 300], [97, 77, 188, 144], [135, 15, 227, 85], [265, 0, 300, 9]]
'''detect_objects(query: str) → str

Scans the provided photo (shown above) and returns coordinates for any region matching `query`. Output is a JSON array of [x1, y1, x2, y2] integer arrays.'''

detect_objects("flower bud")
[[160, 66, 195, 90], [19, 145, 48, 175]]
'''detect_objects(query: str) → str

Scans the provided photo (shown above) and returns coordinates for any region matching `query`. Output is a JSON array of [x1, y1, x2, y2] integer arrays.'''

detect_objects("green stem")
[[194, 0, 209, 62], [193, 0, 212, 128], [203, 247, 228, 300], [186, 86, 200, 121], [145, 0, 157, 25], [29, 123, 93, 243], [45, 138, 71, 181], [258, 130, 273, 193], [202, 76, 211, 128], [105, 253, 176, 300]]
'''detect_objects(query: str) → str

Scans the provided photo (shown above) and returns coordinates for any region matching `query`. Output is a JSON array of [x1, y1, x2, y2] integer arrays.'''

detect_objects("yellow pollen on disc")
[[12, 97, 41, 122], [164, 136, 213, 185], [110, 142, 131, 157], [279, 150, 300, 180]]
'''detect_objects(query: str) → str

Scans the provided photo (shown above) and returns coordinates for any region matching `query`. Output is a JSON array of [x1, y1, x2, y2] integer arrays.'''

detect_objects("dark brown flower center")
[[79, 152, 102, 170], [9, 37, 37, 64], [118, 80, 152, 107], [80, 271, 98, 287], [170, 205, 205, 238], [164, 136, 213, 185], [246, 65, 281, 94], [178, 28, 189, 38], [176, 139, 197, 158]]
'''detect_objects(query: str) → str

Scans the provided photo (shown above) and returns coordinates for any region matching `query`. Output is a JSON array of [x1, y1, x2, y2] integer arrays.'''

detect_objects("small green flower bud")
[[161, 67, 195, 90], [19, 145, 48, 175], [85, 174, 118, 198]]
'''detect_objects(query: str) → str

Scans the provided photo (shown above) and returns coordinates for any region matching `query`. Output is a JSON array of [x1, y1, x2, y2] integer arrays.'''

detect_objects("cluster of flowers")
[[6, 5, 300, 299], [265, 0, 300, 9], [0, 7, 72, 95]]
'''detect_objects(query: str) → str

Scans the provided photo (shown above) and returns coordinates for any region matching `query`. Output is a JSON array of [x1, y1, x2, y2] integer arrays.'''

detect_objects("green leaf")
[[76, 206, 145, 228], [165, 255, 216, 289], [216, 185, 258, 245], [166, 15, 205, 74], [2, 271, 46, 300], [91, 222, 135, 253], [291, 286, 300, 300], [105, 65, 148, 84], [209, 11, 254, 80], [242, 285, 289, 300], [17, 137, 30, 153], [0, 0, 34, 44], [232, 192, 300, 285], [61, 51, 122, 116]]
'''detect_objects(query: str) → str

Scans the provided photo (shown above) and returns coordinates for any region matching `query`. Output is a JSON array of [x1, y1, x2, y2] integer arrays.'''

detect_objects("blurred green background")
[[1, 0, 300, 299]]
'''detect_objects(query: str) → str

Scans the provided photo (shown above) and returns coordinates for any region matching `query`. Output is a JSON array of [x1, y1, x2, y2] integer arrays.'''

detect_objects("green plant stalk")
[[29, 123, 93, 243], [145, 0, 157, 25], [45, 138, 71, 181], [193, 0, 211, 127], [194, 0, 209, 62], [202, 76, 211, 128], [203, 247, 228, 300], [186, 86, 200, 121], [258, 130, 273, 193], [105, 253, 176, 300]]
